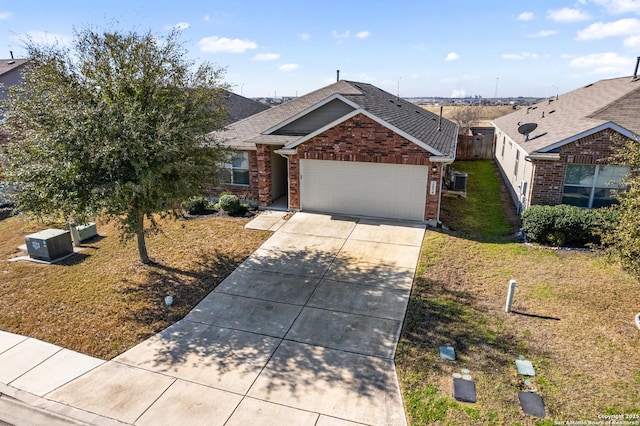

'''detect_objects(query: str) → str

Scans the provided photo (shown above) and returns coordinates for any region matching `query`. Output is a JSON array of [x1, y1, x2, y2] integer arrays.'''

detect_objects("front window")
[[562, 164, 629, 208], [217, 152, 250, 185]]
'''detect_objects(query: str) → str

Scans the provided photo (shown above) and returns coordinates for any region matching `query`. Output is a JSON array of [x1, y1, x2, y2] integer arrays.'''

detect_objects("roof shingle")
[[492, 76, 640, 154]]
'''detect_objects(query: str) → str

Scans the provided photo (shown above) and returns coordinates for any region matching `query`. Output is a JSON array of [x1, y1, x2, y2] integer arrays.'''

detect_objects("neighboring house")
[[221, 91, 270, 125], [213, 80, 458, 224], [1, 58, 27, 145], [0, 57, 27, 103], [492, 75, 640, 213]]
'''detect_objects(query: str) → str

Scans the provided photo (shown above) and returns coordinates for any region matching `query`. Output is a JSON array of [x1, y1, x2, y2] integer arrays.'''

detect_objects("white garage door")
[[300, 159, 428, 221]]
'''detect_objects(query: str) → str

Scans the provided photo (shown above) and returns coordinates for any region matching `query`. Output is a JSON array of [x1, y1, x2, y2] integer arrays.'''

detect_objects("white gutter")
[[525, 153, 560, 161], [274, 148, 297, 157]]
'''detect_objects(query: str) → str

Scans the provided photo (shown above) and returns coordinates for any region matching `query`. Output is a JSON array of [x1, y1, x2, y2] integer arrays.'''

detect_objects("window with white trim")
[[514, 150, 519, 177], [217, 152, 250, 185], [501, 136, 505, 158], [562, 164, 629, 208]]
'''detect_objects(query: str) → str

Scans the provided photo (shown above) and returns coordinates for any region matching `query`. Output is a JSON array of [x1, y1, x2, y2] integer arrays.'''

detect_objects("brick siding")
[[530, 129, 618, 206]]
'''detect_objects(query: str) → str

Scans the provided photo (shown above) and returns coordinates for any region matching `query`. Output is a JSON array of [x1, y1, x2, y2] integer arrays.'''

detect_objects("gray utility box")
[[25, 229, 73, 261], [77, 223, 97, 242]]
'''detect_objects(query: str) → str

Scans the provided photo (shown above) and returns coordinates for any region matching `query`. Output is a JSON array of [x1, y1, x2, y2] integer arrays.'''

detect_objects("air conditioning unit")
[[25, 229, 73, 261], [450, 171, 468, 192]]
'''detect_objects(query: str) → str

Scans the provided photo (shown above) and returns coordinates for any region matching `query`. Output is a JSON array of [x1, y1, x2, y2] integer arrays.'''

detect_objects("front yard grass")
[[0, 214, 271, 359], [397, 160, 640, 425]]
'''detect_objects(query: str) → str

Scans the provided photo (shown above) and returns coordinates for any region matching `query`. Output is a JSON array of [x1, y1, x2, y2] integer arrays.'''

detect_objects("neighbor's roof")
[[214, 80, 458, 158], [222, 91, 270, 125], [492, 76, 640, 154], [0, 59, 27, 77]]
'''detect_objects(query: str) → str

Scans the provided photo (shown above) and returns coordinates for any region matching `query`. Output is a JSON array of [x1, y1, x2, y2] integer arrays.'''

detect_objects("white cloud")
[[332, 30, 350, 39], [17, 31, 72, 46], [279, 63, 299, 71], [356, 30, 371, 39], [576, 18, 640, 39], [569, 52, 635, 74], [502, 52, 539, 60], [165, 22, 190, 30], [624, 34, 640, 47], [198, 36, 257, 53], [445, 52, 459, 61], [252, 52, 280, 61], [529, 30, 558, 38], [203, 15, 210, 21], [450, 89, 466, 98], [356, 73, 376, 82], [591, 0, 640, 14], [299, 33, 310, 40], [547, 7, 591, 22], [518, 11, 534, 21], [0, 11, 12, 20]]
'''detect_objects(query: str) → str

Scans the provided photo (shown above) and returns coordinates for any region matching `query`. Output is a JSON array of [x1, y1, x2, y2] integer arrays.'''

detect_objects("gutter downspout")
[[434, 125, 459, 224]]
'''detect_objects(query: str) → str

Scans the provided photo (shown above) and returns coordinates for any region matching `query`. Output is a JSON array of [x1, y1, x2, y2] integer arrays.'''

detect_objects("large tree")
[[1, 28, 229, 263], [601, 134, 640, 279]]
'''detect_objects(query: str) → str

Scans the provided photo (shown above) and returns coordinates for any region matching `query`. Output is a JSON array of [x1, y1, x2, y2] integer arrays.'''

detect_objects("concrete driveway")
[[0, 212, 425, 425]]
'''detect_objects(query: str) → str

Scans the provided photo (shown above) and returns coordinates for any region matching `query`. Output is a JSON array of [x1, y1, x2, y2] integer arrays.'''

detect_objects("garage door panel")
[[300, 160, 427, 221]]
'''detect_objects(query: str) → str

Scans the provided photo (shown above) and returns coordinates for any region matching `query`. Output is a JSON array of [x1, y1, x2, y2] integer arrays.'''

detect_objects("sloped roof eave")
[[537, 121, 639, 153]]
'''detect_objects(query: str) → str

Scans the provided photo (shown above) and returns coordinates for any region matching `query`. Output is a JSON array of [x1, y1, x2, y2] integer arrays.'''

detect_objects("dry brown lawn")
[[397, 161, 640, 425], [421, 105, 515, 127], [0, 214, 271, 359]]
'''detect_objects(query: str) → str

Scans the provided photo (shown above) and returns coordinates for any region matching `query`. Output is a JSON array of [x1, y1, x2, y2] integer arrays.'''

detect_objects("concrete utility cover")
[[515, 359, 536, 376]]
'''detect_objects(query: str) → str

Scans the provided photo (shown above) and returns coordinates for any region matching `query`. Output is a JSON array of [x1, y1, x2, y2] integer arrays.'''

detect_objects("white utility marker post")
[[505, 279, 516, 313]]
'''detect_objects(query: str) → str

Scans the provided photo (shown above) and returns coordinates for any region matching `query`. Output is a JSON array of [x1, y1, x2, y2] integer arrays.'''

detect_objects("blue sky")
[[1, 0, 640, 98]]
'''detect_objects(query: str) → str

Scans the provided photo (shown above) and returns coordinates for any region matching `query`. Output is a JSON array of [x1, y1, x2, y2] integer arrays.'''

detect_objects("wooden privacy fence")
[[456, 132, 495, 160]]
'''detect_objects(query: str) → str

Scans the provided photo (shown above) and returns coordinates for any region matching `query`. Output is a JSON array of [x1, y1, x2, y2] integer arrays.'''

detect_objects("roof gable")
[[264, 94, 359, 135], [283, 109, 444, 156]]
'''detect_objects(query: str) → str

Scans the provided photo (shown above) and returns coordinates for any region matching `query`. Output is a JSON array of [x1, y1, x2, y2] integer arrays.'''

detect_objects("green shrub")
[[218, 194, 246, 215], [521, 204, 617, 247], [181, 196, 211, 215]]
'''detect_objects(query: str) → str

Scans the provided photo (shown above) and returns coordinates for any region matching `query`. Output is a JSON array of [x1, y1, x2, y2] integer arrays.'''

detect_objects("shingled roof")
[[492, 76, 640, 154], [0, 58, 27, 77], [214, 80, 457, 158], [222, 91, 270, 125]]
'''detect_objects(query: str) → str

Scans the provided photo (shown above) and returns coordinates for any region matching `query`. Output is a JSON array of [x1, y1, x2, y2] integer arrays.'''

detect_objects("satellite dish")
[[517, 122, 538, 141]]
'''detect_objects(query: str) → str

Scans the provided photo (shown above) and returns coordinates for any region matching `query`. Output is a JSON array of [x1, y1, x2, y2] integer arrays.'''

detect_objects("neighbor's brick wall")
[[530, 129, 618, 206], [289, 113, 439, 220]]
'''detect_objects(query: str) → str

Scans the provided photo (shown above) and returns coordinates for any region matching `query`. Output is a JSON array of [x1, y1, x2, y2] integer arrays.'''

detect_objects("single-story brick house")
[[212, 80, 458, 224], [492, 75, 640, 213]]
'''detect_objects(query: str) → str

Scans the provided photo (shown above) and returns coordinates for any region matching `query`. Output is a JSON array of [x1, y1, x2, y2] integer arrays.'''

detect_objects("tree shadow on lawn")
[[116, 248, 241, 329], [116, 245, 414, 411], [399, 276, 553, 381]]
